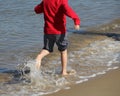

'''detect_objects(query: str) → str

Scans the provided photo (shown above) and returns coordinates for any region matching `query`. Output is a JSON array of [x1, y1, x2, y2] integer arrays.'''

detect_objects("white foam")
[[96, 71, 106, 75], [113, 66, 119, 69], [56, 77, 68, 86], [79, 74, 97, 79], [76, 79, 88, 84], [1, 39, 120, 96], [107, 61, 113, 66], [64, 87, 71, 90]]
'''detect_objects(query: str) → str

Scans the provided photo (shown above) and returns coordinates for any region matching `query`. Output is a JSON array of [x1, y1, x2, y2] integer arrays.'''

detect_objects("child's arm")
[[62, 0, 80, 29], [34, 2, 44, 14]]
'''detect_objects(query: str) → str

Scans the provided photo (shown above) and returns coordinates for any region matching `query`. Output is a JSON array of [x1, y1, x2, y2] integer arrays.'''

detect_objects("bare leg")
[[36, 49, 50, 70], [60, 49, 68, 75]]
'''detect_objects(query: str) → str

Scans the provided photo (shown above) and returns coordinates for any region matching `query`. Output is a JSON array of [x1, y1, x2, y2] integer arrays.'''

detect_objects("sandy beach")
[[45, 24, 120, 96], [46, 68, 120, 96], [0, 0, 120, 95]]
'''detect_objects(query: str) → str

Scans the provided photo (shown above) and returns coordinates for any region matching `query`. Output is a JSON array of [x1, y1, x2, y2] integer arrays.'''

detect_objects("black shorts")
[[43, 34, 68, 52]]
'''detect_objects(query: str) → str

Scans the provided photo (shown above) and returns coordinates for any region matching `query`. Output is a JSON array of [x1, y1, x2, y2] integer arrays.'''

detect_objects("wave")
[[69, 18, 120, 41], [0, 38, 120, 96]]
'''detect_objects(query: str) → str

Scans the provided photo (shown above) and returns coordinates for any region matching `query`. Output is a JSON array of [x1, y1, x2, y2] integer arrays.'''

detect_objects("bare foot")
[[62, 70, 76, 76], [62, 72, 68, 76]]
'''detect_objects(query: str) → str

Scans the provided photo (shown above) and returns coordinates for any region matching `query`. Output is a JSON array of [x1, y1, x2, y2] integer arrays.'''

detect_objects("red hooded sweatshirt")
[[34, 0, 80, 34]]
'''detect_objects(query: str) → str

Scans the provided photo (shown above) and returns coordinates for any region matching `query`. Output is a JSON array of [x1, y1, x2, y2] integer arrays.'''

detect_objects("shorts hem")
[[43, 48, 53, 53]]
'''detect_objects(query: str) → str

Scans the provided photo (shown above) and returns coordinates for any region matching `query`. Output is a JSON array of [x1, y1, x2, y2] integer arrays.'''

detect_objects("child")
[[34, 0, 80, 75]]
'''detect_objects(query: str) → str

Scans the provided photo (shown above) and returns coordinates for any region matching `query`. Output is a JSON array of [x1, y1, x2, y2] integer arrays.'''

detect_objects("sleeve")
[[62, 0, 80, 25], [34, 2, 44, 14]]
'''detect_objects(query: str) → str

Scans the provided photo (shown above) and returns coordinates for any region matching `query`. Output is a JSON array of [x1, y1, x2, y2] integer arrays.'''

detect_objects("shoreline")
[[45, 68, 120, 96], [0, 20, 119, 95]]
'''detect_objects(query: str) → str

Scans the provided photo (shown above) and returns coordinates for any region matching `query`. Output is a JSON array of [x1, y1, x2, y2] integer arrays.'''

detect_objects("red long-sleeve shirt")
[[34, 0, 80, 34]]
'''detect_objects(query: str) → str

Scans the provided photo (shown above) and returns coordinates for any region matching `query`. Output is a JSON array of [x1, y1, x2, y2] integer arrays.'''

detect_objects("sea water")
[[0, 38, 120, 96], [0, 0, 120, 96]]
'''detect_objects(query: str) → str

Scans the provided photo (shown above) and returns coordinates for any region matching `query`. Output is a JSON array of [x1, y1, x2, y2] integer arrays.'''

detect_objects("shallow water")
[[0, 38, 120, 96], [0, 0, 120, 96], [0, 0, 120, 69]]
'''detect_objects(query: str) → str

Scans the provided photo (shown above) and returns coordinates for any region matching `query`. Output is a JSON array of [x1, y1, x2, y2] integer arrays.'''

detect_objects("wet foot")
[[62, 70, 76, 76], [62, 72, 68, 76]]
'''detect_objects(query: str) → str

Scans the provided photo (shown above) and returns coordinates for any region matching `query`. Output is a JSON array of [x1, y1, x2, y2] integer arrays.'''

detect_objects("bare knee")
[[60, 49, 67, 54]]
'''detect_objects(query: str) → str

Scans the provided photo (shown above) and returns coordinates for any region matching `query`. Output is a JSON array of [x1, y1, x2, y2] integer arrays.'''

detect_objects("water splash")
[[0, 38, 120, 96]]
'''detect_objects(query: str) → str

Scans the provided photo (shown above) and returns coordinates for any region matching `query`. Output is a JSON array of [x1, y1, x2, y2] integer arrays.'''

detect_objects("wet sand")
[[46, 27, 120, 96], [0, 21, 119, 95], [0, 73, 12, 83], [46, 68, 120, 96]]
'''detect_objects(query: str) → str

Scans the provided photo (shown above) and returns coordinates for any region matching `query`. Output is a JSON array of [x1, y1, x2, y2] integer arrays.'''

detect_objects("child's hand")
[[74, 25, 80, 30]]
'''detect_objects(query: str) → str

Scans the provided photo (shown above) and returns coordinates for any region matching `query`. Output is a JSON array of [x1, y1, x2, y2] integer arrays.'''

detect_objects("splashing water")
[[0, 38, 120, 96]]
